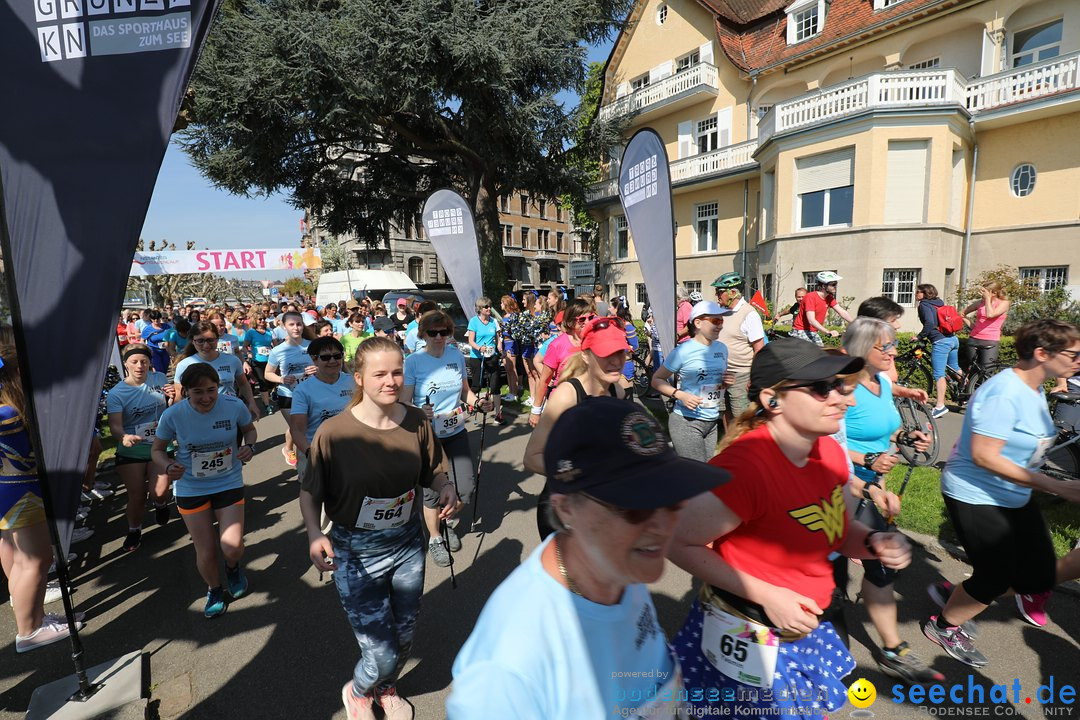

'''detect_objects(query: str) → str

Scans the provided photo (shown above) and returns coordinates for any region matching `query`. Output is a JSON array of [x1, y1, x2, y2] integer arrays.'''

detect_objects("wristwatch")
[[862, 481, 881, 501], [862, 452, 883, 471]]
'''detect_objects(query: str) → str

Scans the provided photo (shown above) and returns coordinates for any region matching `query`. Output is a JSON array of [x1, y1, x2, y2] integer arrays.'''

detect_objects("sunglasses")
[[575, 313, 599, 326], [585, 494, 684, 525], [780, 377, 855, 401], [193, 337, 217, 345], [1056, 349, 1080, 361], [874, 341, 898, 353], [314, 352, 344, 362], [700, 316, 725, 327], [479, 304, 492, 310], [585, 316, 625, 332], [425, 329, 452, 338]]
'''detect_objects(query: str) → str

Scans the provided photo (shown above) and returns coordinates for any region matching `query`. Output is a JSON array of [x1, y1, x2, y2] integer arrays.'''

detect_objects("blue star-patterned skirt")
[[673, 599, 854, 717]]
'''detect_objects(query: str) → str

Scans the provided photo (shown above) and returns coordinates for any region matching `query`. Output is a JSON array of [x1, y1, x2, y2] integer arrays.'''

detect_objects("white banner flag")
[[130, 248, 322, 276]]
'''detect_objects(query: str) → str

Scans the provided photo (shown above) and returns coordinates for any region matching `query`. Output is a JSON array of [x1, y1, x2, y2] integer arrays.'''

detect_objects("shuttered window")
[[795, 149, 854, 195], [885, 140, 929, 224]]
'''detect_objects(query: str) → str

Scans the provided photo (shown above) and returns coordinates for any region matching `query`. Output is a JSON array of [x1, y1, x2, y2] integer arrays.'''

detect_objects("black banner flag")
[[0, 0, 220, 547]]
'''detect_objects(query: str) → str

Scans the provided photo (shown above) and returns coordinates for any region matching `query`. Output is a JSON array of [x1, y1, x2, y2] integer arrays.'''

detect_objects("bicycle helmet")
[[816, 271, 843, 284], [689, 290, 704, 303], [711, 272, 743, 289]]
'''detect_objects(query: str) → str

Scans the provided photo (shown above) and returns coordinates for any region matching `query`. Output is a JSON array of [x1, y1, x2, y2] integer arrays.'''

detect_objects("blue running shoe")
[[204, 587, 227, 619], [226, 564, 248, 600]]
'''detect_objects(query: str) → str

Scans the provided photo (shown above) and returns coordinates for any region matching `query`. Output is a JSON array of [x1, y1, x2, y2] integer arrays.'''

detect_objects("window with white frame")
[[538, 199, 547, 219], [676, 51, 700, 73], [803, 270, 838, 288], [630, 74, 650, 91], [636, 283, 648, 305], [615, 215, 629, 259], [556, 232, 564, 252], [1011, 164, 1037, 197], [656, 3, 667, 25], [536, 229, 549, 250], [796, 149, 855, 231], [501, 224, 514, 247], [520, 226, 530, 249], [1012, 20, 1062, 68], [520, 195, 530, 216], [874, 0, 908, 8], [499, 195, 510, 213], [786, 0, 824, 44], [696, 117, 718, 154], [1020, 266, 1068, 292], [908, 57, 940, 69], [882, 269, 920, 306], [696, 202, 719, 253], [685, 281, 702, 295]]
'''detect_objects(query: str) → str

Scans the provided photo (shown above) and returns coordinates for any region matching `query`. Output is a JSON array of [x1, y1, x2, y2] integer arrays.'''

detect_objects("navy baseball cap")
[[372, 317, 395, 333], [544, 397, 730, 509]]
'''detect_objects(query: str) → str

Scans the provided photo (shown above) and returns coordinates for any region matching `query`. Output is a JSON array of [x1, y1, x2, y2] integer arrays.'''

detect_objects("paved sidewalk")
[[1, 410, 1077, 719]]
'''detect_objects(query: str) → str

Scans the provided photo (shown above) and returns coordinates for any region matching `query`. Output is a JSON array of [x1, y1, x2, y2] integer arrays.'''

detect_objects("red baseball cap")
[[580, 317, 631, 358]]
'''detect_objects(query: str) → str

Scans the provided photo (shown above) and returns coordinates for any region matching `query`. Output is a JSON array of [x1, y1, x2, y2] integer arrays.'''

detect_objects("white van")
[[315, 270, 418, 307]]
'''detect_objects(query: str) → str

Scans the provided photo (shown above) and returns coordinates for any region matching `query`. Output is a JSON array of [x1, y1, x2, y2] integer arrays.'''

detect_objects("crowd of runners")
[[2, 273, 1079, 719]]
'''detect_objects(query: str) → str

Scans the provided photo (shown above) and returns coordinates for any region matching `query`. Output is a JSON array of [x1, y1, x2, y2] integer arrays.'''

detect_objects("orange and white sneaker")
[[341, 682, 375, 720], [377, 687, 414, 720], [282, 447, 297, 467]]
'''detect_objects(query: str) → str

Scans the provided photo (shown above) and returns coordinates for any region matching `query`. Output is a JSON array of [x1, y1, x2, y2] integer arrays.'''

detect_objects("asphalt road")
[[1, 407, 1077, 720]]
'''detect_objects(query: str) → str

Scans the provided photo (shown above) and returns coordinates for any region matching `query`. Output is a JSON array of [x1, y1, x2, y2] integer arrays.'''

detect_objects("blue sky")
[[138, 38, 615, 278]]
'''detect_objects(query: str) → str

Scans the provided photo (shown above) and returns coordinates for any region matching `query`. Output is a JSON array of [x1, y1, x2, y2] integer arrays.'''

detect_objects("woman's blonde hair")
[[983, 280, 1006, 300], [347, 336, 403, 408]]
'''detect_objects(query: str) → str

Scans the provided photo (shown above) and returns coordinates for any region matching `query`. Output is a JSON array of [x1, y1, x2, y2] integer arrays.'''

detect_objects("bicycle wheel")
[[964, 363, 1007, 399], [1043, 436, 1080, 480], [632, 353, 652, 394], [894, 397, 939, 466], [898, 358, 934, 397]]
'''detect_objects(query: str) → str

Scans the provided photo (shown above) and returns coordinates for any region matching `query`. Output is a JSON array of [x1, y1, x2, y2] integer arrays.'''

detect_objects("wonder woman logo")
[[787, 486, 846, 544]]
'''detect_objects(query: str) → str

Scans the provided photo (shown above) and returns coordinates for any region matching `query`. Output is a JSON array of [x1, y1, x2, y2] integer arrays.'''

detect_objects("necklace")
[[554, 534, 583, 597]]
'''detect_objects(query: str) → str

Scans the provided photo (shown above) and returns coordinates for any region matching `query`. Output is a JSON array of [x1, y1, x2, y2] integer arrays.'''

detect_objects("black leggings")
[[943, 495, 1056, 605], [467, 356, 502, 396]]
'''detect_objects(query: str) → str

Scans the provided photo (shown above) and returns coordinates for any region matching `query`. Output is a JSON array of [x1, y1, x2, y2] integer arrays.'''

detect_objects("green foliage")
[[183, 0, 633, 299], [958, 264, 1041, 306], [1003, 287, 1080, 335], [282, 276, 313, 297]]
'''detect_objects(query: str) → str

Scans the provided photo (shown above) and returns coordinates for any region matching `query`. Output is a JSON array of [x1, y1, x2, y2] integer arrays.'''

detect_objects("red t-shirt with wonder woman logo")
[[708, 424, 849, 610]]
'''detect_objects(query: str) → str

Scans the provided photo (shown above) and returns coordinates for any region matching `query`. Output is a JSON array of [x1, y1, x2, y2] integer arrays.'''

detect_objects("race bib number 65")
[[701, 602, 779, 689]]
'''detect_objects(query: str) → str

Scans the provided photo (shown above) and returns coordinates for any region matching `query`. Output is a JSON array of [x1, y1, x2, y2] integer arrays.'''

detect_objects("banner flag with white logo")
[[618, 128, 676, 355], [0, 0, 220, 548], [422, 189, 484, 320]]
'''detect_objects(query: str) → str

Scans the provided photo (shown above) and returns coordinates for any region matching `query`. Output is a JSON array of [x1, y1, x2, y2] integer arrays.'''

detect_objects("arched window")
[[408, 256, 424, 283]]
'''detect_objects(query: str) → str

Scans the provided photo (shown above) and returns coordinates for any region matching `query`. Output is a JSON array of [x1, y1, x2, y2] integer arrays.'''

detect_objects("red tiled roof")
[[713, 0, 961, 73], [696, 0, 788, 25]]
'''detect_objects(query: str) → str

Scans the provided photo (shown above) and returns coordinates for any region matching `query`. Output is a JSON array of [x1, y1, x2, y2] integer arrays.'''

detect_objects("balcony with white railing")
[[585, 140, 759, 204], [503, 245, 523, 257], [758, 51, 1080, 143], [599, 63, 721, 122], [535, 248, 561, 260]]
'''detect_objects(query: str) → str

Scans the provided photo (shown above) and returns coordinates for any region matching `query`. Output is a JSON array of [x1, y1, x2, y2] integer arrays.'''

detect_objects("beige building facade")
[[305, 191, 578, 293], [588, 0, 1080, 331]]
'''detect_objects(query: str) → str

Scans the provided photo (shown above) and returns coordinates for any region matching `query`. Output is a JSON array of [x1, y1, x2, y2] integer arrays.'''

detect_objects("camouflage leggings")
[[330, 519, 426, 696]]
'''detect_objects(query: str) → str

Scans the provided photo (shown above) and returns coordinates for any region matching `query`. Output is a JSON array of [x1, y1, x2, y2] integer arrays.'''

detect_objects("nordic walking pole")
[[472, 349, 491, 531]]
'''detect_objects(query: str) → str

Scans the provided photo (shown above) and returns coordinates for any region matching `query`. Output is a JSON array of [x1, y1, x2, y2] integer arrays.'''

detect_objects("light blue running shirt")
[[290, 372, 356, 443], [106, 372, 169, 442], [155, 395, 252, 496], [467, 316, 498, 359], [942, 369, 1056, 508], [174, 353, 245, 396], [663, 339, 729, 421], [267, 340, 312, 398], [405, 346, 467, 439]]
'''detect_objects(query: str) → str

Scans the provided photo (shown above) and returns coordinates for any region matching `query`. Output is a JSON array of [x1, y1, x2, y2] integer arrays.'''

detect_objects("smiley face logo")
[[848, 678, 877, 709]]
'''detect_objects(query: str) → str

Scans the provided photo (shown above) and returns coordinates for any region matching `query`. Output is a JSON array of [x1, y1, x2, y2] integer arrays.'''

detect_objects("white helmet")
[[689, 290, 704, 303], [816, 271, 843, 284]]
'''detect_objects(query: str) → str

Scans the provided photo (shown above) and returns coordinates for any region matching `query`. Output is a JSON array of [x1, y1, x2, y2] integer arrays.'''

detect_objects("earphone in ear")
[[768, 398, 779, 409]]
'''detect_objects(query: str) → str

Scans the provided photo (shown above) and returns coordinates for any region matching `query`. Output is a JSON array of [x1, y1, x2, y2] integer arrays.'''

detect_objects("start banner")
[[131, 247, 322, 275]]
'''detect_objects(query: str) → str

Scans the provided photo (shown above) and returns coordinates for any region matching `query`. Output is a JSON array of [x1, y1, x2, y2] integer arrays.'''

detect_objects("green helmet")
[[711, 272, 743, 290]]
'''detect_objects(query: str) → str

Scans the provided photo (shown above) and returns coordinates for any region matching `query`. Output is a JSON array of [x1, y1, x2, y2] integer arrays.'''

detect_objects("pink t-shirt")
[[970, 299, 1006, 341], [542, 333, 579, 384], [676, 301, 693, 344]]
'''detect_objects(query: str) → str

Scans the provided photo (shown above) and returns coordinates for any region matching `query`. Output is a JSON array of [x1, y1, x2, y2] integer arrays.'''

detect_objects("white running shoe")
[[9, 579, 63, 607], [15, 619, 72, 653], [89, 487, 113, 500]]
